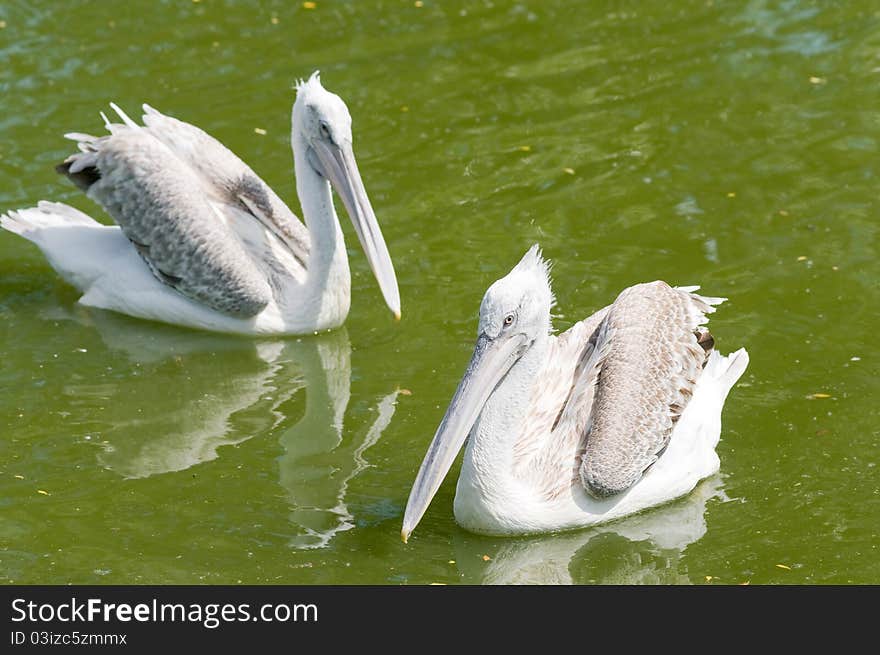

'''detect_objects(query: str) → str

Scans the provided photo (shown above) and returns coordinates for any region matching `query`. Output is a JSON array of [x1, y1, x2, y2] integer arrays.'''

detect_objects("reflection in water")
[[275, 334, 401, 549], [49, 306, 399, 549], [458, 476, 726, 585], [94, 339, 287, 479]]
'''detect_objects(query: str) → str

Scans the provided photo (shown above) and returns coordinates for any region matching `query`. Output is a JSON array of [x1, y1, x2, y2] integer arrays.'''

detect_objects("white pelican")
[[0, 72, 400, 335], [402, 245, 749, 540]]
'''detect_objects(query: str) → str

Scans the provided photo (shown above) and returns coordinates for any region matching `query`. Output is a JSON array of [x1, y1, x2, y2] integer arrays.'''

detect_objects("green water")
[[1, 0, 878, 585]]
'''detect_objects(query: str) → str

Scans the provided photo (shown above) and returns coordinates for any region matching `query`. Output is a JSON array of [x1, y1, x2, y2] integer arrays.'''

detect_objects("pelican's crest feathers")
[[295, 71, 323, 95], [513, 243, 556, 310]]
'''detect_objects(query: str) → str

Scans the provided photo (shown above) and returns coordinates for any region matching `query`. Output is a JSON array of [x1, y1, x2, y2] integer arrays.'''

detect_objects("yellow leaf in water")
[[398, 388, 412, 396], [481, 555, 491, 561], [810, 393, 831, 399], [448, 560, 455, 564], [14, 474, 25, 480], [400, 105, 409, 113], [271, 16, 279, 24], [37, 490, 50, 496], [797, 256, 808, 262], [776, 564, 792, 570], [254, 128, 267, 135], [563, 167, 575, 175], [809, 76, 826, 85], [303, 1, 317, 8], [429, 582, 446, 585], [415, 1, 424, 6], [726, 192, 736, 198], [517, 145, 531, 152], [0, 20, 7, 29]]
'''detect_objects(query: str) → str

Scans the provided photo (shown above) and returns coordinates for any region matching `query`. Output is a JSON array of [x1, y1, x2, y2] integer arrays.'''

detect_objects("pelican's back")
[[59, 126, 274, 317], [139, 105, 309, 262], [51, 102, 321, 318]]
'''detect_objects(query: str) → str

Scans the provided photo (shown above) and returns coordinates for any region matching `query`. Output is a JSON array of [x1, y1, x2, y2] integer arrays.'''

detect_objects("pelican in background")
[[402, 245, 748, 540], [0, 72, 400, 335]]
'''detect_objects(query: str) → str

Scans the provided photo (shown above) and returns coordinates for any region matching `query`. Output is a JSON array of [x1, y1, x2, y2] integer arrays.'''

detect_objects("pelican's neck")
[[460, 332, 552, 493], [292, 130, 351, 328]]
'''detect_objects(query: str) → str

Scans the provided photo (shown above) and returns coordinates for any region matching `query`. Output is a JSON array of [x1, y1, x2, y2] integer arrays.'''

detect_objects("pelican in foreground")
[[0, 72, 400, 335], [402, 246, 748, 540]]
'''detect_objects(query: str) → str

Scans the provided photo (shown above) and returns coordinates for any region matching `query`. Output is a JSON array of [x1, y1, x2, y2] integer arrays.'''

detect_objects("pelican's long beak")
[[312, 139, 401, 319], [401, 332, 528, 543]]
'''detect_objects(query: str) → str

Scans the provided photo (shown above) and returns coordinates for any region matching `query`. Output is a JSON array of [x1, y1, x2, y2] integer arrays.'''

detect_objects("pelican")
[[0, 72, 400, 335], [402, 245, 749, 540]]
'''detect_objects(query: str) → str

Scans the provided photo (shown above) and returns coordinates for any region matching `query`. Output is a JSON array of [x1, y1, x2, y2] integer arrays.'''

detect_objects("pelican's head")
[[292, 72, 401, 320], [401, 245, 554, 543], [478, 244, 554, 343], [293, 72, 353, 145]]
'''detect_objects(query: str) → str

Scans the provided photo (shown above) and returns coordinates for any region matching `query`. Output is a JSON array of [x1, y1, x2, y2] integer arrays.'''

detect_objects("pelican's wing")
[[139, 104, 309, 268], [58, 123, 273, 317], [509, 302, 611, 499], [575, 282, 722, 498]]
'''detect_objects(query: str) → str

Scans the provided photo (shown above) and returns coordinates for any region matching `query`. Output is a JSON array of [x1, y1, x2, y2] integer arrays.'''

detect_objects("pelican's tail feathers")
[[701, 348, 749, 401], [1, 202, 99, 239]]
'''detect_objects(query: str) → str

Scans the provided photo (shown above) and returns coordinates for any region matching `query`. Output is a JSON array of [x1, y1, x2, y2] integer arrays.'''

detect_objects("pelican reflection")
[[48, 306, 400, 548], [454, 475, 727, 585]]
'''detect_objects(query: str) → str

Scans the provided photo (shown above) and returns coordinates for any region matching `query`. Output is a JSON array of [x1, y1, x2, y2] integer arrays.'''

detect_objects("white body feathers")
[[454, 344, 749, 535]]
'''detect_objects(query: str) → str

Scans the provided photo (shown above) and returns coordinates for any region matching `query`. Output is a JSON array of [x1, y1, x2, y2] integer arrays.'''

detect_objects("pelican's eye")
[[319, 121, 331, 140], [503, 313, 515, 327]]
